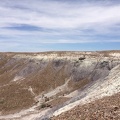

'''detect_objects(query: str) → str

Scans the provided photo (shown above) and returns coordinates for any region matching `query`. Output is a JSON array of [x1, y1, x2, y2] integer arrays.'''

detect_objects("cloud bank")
[[0, 0, 120, 51]]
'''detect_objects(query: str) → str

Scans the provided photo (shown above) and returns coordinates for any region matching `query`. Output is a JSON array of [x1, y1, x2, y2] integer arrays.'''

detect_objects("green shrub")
[[40, 103, 51, 109], [0, 99, 5, 104], [40, 103, 47, 108]]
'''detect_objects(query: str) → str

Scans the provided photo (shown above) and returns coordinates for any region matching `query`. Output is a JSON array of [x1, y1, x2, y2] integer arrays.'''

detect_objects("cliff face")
[[0, 51, 120, 120]]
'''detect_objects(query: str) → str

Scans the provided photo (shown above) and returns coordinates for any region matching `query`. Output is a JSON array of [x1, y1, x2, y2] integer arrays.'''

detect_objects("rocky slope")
[[0, 51, 120, 120], [52, 92, 120, 120]]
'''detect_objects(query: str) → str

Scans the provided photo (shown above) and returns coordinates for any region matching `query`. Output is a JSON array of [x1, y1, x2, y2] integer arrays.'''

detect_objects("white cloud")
[[0, 0, 120, 44], [0, 1, 120, 29]]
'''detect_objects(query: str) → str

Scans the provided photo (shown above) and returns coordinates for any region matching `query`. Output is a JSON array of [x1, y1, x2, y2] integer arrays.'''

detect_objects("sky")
[[0, 0, 120, 52]]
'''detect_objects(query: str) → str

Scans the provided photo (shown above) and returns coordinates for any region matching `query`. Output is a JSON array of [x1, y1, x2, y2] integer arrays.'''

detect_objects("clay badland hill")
[[0, 51, 120, 120]]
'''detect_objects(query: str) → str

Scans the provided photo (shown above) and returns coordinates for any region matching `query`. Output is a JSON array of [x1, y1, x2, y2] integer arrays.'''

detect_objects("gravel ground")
[[52, 93, 120, 120]]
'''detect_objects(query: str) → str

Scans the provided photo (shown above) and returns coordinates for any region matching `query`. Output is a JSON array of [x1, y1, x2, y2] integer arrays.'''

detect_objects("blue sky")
[[0, 0, 120, 52]]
